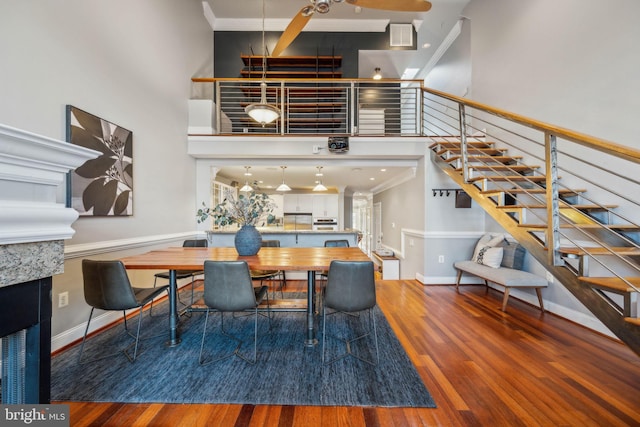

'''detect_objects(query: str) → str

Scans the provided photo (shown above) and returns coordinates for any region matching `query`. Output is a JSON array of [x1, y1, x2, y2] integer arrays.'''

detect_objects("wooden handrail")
[[191, 77, 423, 84], [422, 86, 640, 164]]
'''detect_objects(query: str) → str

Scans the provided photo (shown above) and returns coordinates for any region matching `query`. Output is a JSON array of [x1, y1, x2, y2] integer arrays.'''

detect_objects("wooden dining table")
[[120, 246, 372, 347]]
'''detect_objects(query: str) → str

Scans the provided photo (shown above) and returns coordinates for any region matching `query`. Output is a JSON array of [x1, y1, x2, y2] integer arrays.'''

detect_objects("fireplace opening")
[[0, 278, 52, 404]]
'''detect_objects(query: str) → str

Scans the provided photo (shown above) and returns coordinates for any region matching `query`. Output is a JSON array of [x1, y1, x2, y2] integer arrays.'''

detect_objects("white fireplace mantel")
[[0, 123, 100, 245]]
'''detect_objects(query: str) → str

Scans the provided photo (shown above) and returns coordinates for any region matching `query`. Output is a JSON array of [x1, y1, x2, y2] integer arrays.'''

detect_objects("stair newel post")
[[458, 103, 469, 183], [545, 132, 563, 266]]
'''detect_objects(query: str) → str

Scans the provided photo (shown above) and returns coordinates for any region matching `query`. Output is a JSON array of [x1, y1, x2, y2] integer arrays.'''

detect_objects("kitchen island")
[[206, 228, 361, 248]]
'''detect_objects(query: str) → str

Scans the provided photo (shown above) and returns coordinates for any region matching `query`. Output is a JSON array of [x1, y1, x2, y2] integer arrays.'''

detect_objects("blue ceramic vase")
[[234, 225, 262, 255]]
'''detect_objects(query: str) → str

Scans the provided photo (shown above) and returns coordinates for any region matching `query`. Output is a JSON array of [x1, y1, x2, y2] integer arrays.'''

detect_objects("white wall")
[[465, 0, 640, 148], [373, 157, 426, 280], [448, 0, 640, 335], [0, 0, 213, 340]]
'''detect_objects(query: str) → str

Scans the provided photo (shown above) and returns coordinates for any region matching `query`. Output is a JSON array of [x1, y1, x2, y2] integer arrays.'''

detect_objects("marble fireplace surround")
[[0, 123, 98, 403], [0, 123, 98, 287]]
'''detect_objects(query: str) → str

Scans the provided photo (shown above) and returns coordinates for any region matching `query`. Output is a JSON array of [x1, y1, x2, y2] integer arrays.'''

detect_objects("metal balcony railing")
[[191, 78, 423, 136]]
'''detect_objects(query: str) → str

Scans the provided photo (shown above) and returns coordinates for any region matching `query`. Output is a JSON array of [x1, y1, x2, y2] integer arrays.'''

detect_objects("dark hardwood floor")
[[57, 279, 640, 426]]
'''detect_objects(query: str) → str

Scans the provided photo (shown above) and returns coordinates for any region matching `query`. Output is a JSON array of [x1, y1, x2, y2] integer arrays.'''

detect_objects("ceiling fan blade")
[[271, 8, 313, 57], [346, 0, 432, 12]]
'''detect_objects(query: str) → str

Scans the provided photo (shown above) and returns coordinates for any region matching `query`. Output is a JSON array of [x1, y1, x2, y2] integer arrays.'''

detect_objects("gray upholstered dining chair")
[[316, 239, 350, 309], [321, 260, 379, 366], [198, 260, 271, 365], [318, 239, 350, 280], [250, 239, 286, 298], [78, 259, 169, 364], [150, 238, 207, 315]]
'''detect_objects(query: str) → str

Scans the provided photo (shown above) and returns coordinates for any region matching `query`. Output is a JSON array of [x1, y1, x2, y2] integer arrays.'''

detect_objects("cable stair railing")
[[423, 87, 640, 356]]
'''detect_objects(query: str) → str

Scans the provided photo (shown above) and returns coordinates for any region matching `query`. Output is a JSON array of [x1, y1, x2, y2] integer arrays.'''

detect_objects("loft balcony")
[[189, 78, 423, 136]]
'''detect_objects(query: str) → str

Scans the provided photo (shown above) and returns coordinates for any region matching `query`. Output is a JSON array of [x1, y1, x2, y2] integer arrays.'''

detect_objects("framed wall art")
[[66, 105, 133, 216]]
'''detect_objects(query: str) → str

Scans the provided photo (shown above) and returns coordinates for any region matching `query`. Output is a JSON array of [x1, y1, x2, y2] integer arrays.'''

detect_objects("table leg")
[[166, 269, 181, 346], [305, 270, 318, 347]]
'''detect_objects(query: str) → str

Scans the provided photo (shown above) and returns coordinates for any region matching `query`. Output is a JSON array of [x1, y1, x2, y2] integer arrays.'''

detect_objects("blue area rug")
[[51, 292, 435, 407]]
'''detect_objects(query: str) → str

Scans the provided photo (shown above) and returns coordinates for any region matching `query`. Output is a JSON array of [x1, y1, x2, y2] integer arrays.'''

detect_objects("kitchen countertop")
[[205, 228, 362, 248], [206, 228, 360, 234]]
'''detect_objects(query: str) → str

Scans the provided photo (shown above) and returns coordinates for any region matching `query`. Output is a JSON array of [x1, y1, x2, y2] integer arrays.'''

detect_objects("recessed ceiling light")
[[370, 177, 375, 181], [380, 168, 387, 172], [422, 42, 431, 48], [352, 168, 362, 172]]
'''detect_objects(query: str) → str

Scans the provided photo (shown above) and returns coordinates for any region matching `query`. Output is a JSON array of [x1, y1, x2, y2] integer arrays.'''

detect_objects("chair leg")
[[370, 308, 379, 365], [322, 304, 327, 363], [180, 274, 197, 318], [322, 307, 379, 366], [124, 307, 144, 362], [149, 276, 159, 316], [501, 288, 511, 312], [199, 310, 239, 365], [535, 288, 545, 312], [455, 270, 463, 292], [79, 307, 146, 364], [198, 310, 211, 365], [199, 310, 258, 365], [77, 308, 95, 364]]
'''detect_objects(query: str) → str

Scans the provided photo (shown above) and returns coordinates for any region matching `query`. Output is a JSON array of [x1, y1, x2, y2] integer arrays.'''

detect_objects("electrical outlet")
[[546, 271, 554, 283], [438, 255, 445, 264], [58, 291, 69, 308]]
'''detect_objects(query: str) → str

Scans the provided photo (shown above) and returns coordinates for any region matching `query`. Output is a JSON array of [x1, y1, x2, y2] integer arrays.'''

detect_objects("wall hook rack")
[[431, 188, 458, 197], [431, 188, 471, 208]]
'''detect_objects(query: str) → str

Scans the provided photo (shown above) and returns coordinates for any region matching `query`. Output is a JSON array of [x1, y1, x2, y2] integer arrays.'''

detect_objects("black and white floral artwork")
[[66, 106, 133, 216]]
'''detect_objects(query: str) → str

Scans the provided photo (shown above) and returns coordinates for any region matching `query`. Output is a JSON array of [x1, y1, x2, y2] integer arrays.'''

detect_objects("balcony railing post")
[[279, 81, 284, 135], [458, 104, 469, 183], [545, 132, 563, 266], [215, 81, 221, 135], [350, 82, 356, 135]]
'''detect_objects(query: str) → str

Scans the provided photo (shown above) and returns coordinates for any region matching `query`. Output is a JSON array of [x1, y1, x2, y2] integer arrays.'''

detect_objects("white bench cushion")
[[454, 260, 547, 288]]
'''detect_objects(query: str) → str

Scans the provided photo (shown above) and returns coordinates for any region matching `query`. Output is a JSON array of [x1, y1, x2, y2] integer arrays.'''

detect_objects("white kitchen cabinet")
[[312, 194, 339, 218], [283, 194, 313, 213]]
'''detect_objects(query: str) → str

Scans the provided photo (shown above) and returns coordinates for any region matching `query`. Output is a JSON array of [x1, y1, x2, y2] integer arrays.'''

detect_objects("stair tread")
[[470, 175, 547, 182], [520, 223, 639, 230], [560, 246, 640, 256], [578, 276, 640, 293], [481, 188, 586, 195], [496, 204, 617, 211], [430, 141, 493, 149], [441, 148, 507, 155], [459, 165, 539, 172], [445, 155, 523, 164]]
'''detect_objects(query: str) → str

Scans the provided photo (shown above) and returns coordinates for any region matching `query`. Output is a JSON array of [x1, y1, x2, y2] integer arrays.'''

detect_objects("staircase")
[[429, 137, 640, 356]]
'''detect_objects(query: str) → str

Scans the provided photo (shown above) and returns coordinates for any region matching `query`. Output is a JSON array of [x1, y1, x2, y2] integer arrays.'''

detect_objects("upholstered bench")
[[454, 234, 547, 312]]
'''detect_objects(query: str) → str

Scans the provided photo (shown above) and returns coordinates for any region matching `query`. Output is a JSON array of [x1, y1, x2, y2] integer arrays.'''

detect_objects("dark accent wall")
[[214, 28, 416, 78]]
